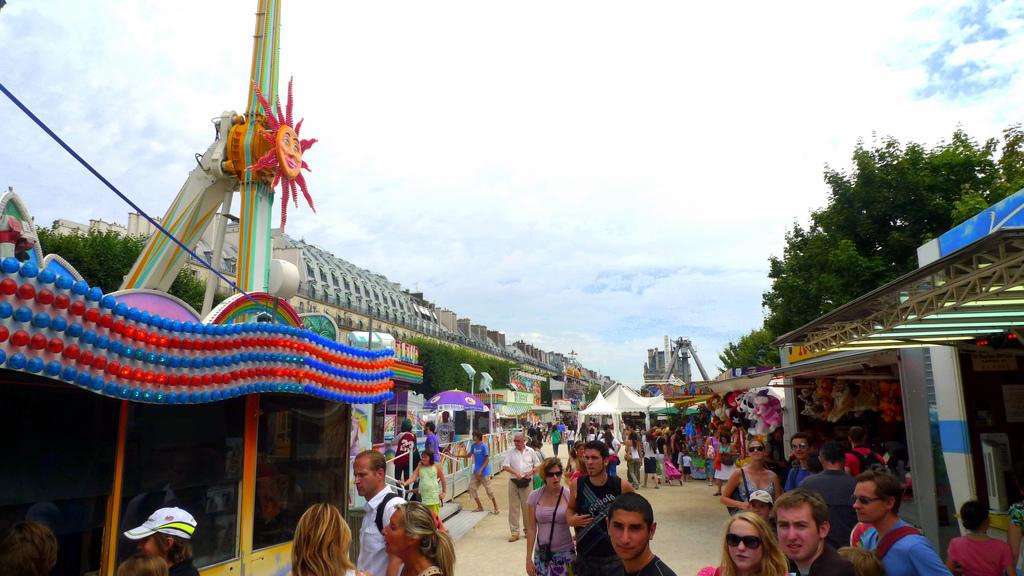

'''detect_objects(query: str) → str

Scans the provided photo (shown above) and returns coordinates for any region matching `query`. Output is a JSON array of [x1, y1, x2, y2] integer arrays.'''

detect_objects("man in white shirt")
[[436, 411, 455, 452], [354, 450, 405, 576], [502, 433, 541, 542]]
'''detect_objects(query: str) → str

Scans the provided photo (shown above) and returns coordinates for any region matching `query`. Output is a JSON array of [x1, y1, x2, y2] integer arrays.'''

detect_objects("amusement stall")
[[0, 2, 400, 575]]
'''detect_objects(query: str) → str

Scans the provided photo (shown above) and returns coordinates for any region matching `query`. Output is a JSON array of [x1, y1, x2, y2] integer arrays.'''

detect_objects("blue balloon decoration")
[[100, 295, 116, 309], [139, 311, 152, 324], [86, 287, 102, 301], [14, 306, 32, 323], [56, 275, 73, 290], [50, 316, 68, 332], [38, 269, 56, 284], [127, 307, 140, 321], [1, 257, 21, 274], [0, 349, 7, 365], [0, 302, 13, 319], [80, 328, 95, 343], [45, 360, 61, 376], [19, 262, 38, 278], [62, 366, 77, 381], [95, 335, 110, 350], [71, 280, 89, 296], [114, 303, 129, 316], [26, 357, 43, 373], [31, 312, 50, 329]]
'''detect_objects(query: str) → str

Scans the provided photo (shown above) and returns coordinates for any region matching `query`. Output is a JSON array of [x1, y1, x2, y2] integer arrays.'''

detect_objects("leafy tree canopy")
[[36, 227, 226, 313], [764, 125, 1024, 338], [719, 327, 781, 369], [407, 337, 551, 401]]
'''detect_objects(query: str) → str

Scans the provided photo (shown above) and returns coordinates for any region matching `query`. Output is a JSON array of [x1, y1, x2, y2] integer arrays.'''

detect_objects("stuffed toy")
[[828, 380, 855, 422], [878, 380, 904, 422]]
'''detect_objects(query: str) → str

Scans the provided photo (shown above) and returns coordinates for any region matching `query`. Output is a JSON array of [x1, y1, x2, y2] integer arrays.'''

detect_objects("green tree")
[[36, 227, 227, 313], [719, 327, 781, 369], [764, 127, 1024, 337], [408, 337, 526, 397]]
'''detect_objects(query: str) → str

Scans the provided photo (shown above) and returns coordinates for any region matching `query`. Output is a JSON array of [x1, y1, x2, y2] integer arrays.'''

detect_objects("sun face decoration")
[[247, 77, 318, 230]]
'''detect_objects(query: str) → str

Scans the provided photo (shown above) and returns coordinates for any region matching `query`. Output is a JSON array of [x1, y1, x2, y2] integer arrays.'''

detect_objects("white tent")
[[580, 392, 619, 415], [578, 392, 623, 442], [603, 383, 651, 412]]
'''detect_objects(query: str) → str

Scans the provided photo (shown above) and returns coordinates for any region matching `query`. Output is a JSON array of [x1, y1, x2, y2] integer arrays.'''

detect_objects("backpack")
[[849, 448, 888, 473], [375, 492, 400, 533]]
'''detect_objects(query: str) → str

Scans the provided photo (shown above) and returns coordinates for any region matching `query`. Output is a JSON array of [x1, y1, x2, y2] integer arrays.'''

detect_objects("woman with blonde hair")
[[837, 547, 884, 576], [384, 501, 456, 576], [117, 555, 169, 576], [697, 512, 788, 576], [291, 503, 362, 576]]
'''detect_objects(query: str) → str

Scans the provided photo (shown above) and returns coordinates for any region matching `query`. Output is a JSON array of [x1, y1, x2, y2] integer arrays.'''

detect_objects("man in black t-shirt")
[[608, 493, 677, 576], [568, 440, 635, 576]]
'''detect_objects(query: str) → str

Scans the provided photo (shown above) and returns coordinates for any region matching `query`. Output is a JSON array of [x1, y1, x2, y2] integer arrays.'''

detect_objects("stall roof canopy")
[[497, 404, 532, 417], [774, 227, 1024, 353], [580, 393, 619, 415], [604, 383, 653, 412]]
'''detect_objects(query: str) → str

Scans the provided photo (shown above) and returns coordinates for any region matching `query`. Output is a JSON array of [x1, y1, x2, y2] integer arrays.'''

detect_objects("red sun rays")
[[247, 77, 318, 231]]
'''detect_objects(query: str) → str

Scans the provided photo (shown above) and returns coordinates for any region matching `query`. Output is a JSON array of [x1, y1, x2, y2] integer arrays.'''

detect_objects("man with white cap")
[[123, 506, 198, 576]]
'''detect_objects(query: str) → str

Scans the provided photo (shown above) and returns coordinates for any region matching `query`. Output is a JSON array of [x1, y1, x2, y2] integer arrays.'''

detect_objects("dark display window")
[[253, 395, 348, 550], [0, 377, 119, 576], [118, 398, 245, 568]]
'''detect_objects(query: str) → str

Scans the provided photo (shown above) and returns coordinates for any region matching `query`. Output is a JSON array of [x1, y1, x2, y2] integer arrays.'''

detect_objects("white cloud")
[[3, 0, 1024, 383]]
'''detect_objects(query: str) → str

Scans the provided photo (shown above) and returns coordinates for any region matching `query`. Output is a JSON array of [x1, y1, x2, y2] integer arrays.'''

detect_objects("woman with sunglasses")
[[697, 512, 788, 576], [525, 457, 575, 576], [720, 439, 783, 514]]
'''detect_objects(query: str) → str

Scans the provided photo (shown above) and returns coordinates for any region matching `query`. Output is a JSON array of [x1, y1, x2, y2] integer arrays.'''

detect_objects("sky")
[[3, 1, 1024, 385]]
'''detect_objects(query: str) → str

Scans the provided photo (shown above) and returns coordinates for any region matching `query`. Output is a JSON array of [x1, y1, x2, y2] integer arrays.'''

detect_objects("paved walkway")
[[451, 443, 731, 575]]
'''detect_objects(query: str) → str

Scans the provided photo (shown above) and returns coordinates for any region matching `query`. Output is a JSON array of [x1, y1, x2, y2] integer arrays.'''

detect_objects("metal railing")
[[381, 431, 518, 504]]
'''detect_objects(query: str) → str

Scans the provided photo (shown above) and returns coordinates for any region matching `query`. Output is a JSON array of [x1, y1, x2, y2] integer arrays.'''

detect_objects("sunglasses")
[[726, 534, 762, 549], [791, 443, 809, 449], [546, 471, 563, 478], [748, 446, 765, 453], [851, 495, 883, 505]]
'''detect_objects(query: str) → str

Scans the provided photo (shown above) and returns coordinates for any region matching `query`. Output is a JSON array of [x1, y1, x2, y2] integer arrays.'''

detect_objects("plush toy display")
[[797, 376, 900, 422]]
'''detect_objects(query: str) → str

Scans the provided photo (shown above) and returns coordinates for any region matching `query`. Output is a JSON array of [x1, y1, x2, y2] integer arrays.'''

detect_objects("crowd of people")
[[5, 417, 1024, 576]]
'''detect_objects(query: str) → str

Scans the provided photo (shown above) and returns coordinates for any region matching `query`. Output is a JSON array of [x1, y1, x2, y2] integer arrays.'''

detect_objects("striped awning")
[[497, 403, 532, 417]]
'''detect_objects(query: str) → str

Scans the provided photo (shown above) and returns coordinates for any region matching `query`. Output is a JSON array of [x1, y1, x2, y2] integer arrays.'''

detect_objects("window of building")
[[331, 273, 339, 288], [118, 399, 246, 568], [252, 396, 348, 551], [0, 378, 119, 576], [343, 278, 351, 291], [305, 263, 315, 280]]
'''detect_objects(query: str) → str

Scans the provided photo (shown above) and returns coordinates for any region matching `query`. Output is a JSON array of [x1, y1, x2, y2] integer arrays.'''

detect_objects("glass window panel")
[[0, 378, 119, 576], [252, 395, 348, 550], [118, 399, 245, 568]]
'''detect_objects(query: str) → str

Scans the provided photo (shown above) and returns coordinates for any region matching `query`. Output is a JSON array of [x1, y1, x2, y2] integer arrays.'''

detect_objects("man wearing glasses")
[[784, 432, 815, 491], [852, 471, 950, 576], [774, 488, 855, 575]]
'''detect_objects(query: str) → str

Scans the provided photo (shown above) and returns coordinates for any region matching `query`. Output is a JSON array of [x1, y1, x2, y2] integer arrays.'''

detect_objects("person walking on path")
[[566, 440, 635, 576], [697, 512, 789, 576], [353, 450, 406, 576], [642, 431, 660, 489], [800, 441, 858, 549], [525, 457, 575, 576], [714, 431, 737, 497], [551, 422, 563, 457], [567, 441, 587, 482], [465, 431, 500, 515], [774, 489, 855, 576], [625, 430, 643, 488], [395, 420, 419, 489], [852, 470, 951, 576], [403, 451, 447, 517], [608, 493, 677, 576], [423, 422, 440, 458], [784, 432, 815, 491], [720, 438, 782, 513], [602, 426, 621, 477], [504, 433, 543, 542]]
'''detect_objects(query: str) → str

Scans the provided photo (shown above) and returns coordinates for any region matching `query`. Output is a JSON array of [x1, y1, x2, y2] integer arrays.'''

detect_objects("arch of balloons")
[[0, 258, 395, 404]]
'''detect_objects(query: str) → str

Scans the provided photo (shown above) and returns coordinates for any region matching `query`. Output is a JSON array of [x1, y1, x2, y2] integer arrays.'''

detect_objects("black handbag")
[[727, 468, 750, 515], [511, 477, 532, 488]]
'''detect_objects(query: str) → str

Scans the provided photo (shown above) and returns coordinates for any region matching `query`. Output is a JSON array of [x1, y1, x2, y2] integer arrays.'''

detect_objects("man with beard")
[[567, 440, 635, 576]]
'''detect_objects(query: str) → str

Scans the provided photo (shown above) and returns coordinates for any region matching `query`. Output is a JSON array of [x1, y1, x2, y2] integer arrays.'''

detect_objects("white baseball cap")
[[123, 507, 197, 540], [748, 490, 774, 506]]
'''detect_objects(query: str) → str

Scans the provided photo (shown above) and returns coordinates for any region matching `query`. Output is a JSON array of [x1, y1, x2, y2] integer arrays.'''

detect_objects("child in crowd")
[[682, 452, 693, 483], [837, 547, 884, 576], [117, 555, 169, 576], [404, 451, 447, 516], [945, 500, 1014, 576]]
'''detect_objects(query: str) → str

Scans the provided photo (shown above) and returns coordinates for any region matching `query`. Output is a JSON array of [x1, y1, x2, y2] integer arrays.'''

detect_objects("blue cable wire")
[[0, 81, 274, 316]]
